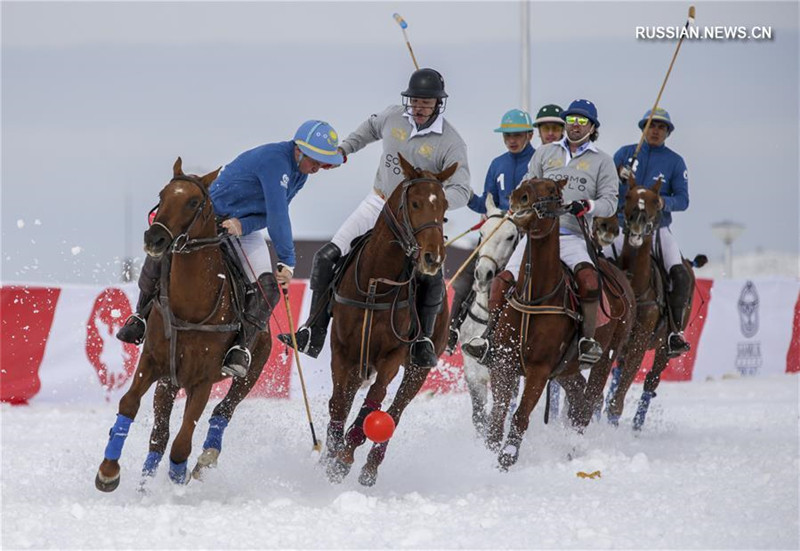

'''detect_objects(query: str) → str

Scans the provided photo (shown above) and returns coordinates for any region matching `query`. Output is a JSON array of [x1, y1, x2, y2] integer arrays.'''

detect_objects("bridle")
[[149, 175, 223, 254], [380, 177, 445, 260], [476, 213, 520, 275], [512, 193, 565, 240], [623, 197, 660, 242]]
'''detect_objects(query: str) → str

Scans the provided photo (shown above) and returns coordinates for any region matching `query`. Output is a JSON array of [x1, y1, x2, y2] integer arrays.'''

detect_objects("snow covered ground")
[[1, 374, 798, 550]]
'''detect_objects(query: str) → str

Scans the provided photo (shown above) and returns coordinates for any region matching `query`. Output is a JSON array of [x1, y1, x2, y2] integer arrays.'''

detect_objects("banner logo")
[[736, 281, 762, 375], [85, 288, 139, 393]]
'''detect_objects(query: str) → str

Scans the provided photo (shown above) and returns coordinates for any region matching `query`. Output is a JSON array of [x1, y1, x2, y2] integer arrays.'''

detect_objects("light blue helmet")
[[638, 108, 674, 133], [294, 120, 344, 165], [494, 109, 534, 133]]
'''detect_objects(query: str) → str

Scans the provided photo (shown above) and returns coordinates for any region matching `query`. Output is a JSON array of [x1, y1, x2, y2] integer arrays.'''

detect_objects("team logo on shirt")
[[653, 172, 667, 184], [546, 158, 564, 169], [418, 143, 434, 159], [576, 160, 590, 171], [280, 174, 289, 189], [391, 127, 408, 141]]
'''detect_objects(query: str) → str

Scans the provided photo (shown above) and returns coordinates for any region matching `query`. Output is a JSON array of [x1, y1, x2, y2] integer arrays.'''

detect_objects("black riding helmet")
[[402, 68, 448, 124], [402, 68, 448, 99]]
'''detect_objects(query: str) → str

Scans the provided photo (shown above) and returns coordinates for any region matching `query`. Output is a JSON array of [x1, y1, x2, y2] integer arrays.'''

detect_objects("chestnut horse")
[[603, 182, 698, 430], [324, 154, 454, 486], [95, 158, 270, 492], [485, 178, 635, 469]]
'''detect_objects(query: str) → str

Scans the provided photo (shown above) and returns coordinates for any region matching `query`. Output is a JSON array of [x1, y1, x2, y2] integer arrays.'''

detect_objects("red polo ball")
[[363, 410, 395, 443]]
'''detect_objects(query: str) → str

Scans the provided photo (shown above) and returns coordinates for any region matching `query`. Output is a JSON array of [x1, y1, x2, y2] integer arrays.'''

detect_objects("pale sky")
[[2, 1, 798, 284]]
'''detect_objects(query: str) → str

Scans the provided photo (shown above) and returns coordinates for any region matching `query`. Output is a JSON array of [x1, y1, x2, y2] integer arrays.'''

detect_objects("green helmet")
[[533, 104, 565, 127], [494, 109, 534, 133]]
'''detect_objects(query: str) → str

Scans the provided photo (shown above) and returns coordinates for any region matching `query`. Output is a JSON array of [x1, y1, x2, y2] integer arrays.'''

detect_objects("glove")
[[275, 263, 294, 289], [566, 199, 593, 217], [619, 165, 633, 181]]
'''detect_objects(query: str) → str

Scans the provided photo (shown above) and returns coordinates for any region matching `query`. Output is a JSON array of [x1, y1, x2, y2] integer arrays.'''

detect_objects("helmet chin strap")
[[566, 125, 594, 145]]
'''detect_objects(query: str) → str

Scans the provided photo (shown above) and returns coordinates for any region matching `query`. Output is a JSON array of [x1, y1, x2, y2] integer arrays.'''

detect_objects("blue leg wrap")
[[202, 415, 229, 451], [605, 367, 622, 411], [141, 451, 163, 477], [104, 414, 133, 460], [607, 413, 621, 426], [633, 390, 656, 430], [169, 459, 188, 484], [549, 382, 560, 418]]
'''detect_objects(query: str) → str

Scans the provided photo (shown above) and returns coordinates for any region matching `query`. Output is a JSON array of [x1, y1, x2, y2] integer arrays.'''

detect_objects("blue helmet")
[[561, 99, 600, 128], [494, 109, 534, 133], [638, 108, 674, 133], [293, 120, 344, 165]]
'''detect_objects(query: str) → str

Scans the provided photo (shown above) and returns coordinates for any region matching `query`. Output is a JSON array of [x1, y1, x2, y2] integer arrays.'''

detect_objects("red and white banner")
[[1, 278, 798, 404]]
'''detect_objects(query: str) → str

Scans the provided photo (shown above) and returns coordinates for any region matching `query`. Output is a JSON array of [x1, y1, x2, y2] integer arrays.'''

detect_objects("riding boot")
[[222, 272, 281, 378], [277, 242, 341, 358], [462, 270, 515, 365], [116, 256, 161, 345], [446, 255, 477, 354], [666, 264, 692, 358], [409, 271, 445, 368], [575, 263, 603, 365]]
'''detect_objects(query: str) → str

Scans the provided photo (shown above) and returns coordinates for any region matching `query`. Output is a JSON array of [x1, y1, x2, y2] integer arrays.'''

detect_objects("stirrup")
[[667, 332, 690, 358], [462, 337, 490, 365], [410, 337, 438, 368], [578, 337, 603, 365], [116, 313, 146, 345], [278, 326, 310, 351], [221, 346, 250, 378]]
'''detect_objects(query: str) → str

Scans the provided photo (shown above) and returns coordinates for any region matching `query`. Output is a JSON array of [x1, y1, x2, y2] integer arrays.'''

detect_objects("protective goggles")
[[565, 115, 590, 126]]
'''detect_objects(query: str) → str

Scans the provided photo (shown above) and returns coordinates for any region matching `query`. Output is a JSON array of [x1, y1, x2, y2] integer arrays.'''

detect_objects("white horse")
[[459, 195, 520, 435]]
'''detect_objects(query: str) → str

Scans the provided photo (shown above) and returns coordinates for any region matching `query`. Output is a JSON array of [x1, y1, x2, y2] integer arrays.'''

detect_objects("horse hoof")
[[95, 471, 120, 492], [326, 457, 352, 484], [497, 444, 519, 471], [358, 468, 378, 487], [191, 448, 220, 480]]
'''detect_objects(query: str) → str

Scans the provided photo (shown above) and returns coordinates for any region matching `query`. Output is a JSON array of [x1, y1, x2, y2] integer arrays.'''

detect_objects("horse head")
[[623, 178, 662, 249], [509, 178, 567, 238], [473, 194, 520, 292], [144, 157, 221, 258], [387, 153, 453, 276], [592, 214, 620, 248]]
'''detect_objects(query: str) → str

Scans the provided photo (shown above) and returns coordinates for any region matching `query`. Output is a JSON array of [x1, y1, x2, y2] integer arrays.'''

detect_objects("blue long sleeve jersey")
[[209, 141, 307, 268], [468, 143, 535, 213], [613, 142, 689, 228]]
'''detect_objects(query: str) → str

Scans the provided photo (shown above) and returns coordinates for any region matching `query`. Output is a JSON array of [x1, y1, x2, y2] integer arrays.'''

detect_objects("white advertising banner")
[[692, 278, 799, 381]]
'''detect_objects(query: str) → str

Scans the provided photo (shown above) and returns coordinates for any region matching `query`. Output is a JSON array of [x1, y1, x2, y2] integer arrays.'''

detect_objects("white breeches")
[[231, 230, 272, 282], [331, 192, 386, 256], [505, 233, 594, 278], [604, 226, 683, 270]]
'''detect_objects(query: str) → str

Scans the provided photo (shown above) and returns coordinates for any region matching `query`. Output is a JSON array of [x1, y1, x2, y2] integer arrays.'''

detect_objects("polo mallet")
[[446, 214, 511, 290], [280, 283, 322, 453], [231, 235, 321, 453], [630, 6, 696, 168], [444, 218, 487, 248], [393, 13, 420, 70]]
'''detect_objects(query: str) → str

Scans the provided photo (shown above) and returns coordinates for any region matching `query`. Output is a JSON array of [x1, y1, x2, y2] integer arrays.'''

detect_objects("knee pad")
[[574, 263, 600, 300], [311, 242, 342, 291], [257, 272, 281, 310]]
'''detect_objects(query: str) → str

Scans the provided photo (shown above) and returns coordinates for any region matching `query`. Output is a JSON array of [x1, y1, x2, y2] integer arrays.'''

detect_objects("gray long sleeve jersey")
[[338, 105, 472, 210], [525, 140, 618, 236]]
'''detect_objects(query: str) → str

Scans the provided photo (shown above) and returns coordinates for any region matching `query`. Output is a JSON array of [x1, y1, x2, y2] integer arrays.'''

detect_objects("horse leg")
[[359, 364, 429, 487], [192, 360, 264, 480], [575, 356, 614, 430], [96, 356, 158, 492], [167, 382, 213, 485], [485, 361, 515, 452], [498, 364, 548, 470], [606, 332, 649, 425], [141, 378, 179, 482], [557, 373, 586, 427], [324, 351, 361, 483], [463, 358, 489, 437], [634, 344, 670, 431]]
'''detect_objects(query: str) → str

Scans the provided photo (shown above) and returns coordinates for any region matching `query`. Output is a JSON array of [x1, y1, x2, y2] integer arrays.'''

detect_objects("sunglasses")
[[565, 115, 590, 126]]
